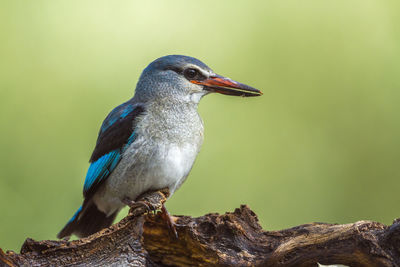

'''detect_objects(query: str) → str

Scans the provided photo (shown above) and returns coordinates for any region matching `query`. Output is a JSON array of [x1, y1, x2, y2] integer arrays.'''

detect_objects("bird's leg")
[[161, 204, 178, 238]]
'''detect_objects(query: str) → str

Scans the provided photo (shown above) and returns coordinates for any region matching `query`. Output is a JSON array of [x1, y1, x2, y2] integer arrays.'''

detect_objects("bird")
[[57, 55, 262, 239]]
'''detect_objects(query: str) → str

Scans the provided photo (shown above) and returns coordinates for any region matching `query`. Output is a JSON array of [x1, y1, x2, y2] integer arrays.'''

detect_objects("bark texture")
[[1, 190, 400, 267]]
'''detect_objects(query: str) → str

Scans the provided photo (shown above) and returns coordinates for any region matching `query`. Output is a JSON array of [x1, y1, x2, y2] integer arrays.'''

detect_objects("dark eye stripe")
[[165, 66, 206, 81], [184, 68, 206, 81]]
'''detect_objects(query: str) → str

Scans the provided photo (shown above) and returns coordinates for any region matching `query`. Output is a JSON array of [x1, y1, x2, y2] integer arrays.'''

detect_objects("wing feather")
[[82, 103, 145, 199]]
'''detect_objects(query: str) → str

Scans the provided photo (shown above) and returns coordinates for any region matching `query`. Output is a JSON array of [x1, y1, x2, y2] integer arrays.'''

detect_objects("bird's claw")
[[123, 195, 178, 238], [161, 204, 178, 239]]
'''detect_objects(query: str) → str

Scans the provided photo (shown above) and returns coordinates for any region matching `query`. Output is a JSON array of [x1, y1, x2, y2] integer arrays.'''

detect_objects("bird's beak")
[[190, 74, 263, 97]]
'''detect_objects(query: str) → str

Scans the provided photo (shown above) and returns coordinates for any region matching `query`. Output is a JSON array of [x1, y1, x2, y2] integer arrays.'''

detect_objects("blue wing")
[[83, 102, 145, 199], [83, 150, 122, 194]]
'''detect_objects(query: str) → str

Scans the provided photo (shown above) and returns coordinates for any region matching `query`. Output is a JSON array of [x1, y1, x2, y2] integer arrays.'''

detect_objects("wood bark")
[[1, 190, 399, 267]]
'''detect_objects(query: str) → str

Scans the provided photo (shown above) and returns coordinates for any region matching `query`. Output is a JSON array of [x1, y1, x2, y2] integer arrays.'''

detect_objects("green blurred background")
[[1, 0, 400, 252]]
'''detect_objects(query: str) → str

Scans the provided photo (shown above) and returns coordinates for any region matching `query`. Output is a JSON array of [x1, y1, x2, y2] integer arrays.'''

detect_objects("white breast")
[[161, 143, 198, 192]]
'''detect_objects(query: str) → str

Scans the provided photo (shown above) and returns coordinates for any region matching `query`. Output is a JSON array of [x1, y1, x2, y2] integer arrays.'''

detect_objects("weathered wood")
[[1, 190, 400, 267]]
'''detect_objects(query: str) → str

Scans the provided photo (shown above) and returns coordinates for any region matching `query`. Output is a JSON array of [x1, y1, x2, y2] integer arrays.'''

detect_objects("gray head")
[[133, 55, 262, 104]]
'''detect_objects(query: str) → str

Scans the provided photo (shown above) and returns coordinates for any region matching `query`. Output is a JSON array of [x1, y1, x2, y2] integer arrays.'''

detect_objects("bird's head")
[[134, 55, 262, 104]]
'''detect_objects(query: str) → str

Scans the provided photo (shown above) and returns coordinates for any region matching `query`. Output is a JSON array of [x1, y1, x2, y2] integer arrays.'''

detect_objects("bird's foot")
[[161, 204, 178, 239], [122, 197, 156, 213]]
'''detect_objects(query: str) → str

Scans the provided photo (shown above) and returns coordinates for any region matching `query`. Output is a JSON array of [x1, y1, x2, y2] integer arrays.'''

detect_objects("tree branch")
[[1, 190, 400, 266]]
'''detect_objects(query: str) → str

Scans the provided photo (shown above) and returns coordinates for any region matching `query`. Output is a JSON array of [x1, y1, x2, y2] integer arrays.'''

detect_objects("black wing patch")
[[90, 105, 145, 162]]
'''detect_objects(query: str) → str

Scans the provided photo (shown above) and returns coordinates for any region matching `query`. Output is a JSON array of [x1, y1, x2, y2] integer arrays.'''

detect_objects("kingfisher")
[[57, 55, 262, 239]]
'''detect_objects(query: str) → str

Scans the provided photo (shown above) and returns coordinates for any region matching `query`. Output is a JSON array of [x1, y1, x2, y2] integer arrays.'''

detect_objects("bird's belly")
[[93, 142, 199, 215]]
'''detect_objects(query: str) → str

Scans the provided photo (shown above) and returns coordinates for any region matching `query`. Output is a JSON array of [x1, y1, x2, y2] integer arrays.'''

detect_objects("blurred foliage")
[[1, 0, 400, 252]]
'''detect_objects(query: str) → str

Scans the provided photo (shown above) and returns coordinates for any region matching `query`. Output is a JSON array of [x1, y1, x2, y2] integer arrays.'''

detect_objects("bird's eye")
[[184, 68, 199, 80]]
